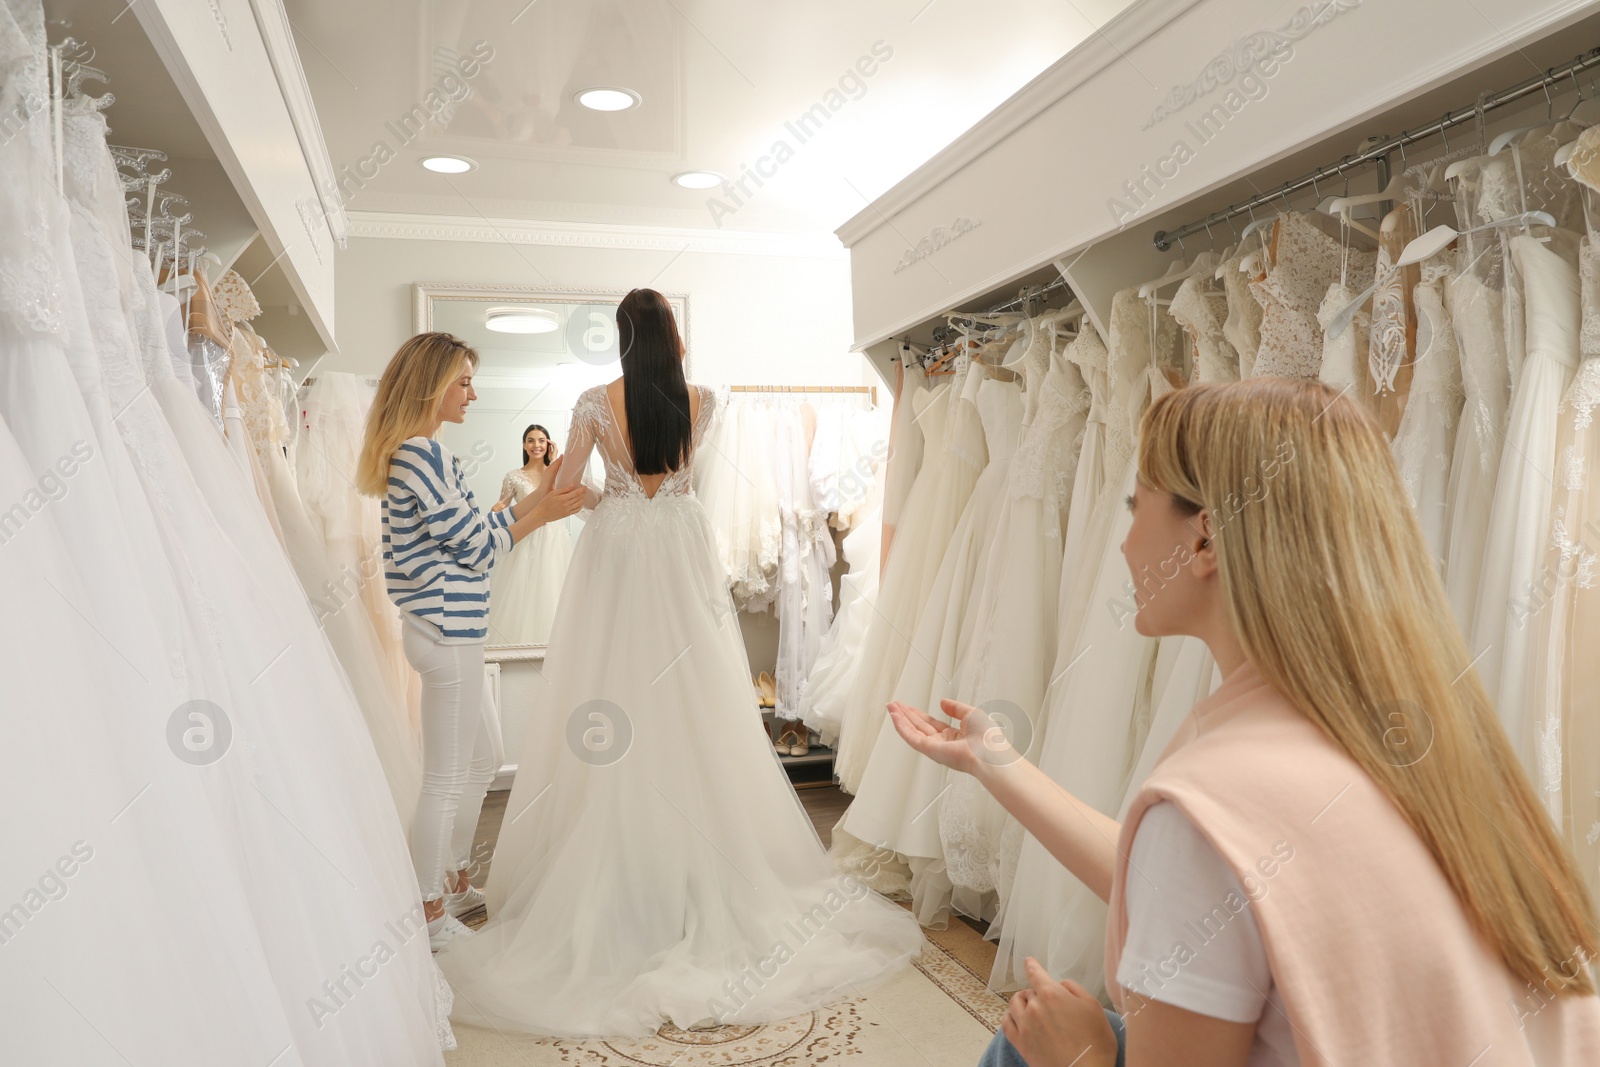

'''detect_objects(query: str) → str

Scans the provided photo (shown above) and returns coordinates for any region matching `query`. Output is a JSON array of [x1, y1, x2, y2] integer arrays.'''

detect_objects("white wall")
[[317, 231, 871, 389]]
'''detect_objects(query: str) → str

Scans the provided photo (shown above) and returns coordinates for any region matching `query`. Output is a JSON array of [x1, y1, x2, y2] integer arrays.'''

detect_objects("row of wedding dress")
[[825, 121, 1600, 1001], [0, 6, 451, 1060]]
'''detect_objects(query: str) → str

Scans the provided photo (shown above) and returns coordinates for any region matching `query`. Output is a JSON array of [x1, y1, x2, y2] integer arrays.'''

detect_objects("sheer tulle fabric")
[[437, 383, 921, 1037]]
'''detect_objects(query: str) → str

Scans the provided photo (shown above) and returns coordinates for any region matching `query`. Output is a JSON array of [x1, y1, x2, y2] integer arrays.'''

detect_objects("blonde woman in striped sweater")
[[358, 332, 584, 949]]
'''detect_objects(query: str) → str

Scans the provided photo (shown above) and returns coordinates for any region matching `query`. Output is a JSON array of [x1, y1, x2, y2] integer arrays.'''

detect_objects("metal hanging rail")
[[1152, 45, 1600, 251]]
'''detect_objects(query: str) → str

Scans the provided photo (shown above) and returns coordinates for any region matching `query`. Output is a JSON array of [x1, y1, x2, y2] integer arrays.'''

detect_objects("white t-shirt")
[[1116, 801, 1299, 1066]]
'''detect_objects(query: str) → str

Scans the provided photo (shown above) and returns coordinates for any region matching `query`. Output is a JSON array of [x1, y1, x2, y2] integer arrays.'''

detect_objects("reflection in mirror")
[[414, 285, 689, 649]]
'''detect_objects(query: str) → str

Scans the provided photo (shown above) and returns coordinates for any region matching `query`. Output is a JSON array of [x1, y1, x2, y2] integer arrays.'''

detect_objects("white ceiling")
[[284, 0, 1135, 235]]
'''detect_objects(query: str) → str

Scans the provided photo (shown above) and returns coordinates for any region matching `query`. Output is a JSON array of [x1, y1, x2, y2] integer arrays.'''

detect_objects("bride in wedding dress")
[[436, 289, 923, 1037]]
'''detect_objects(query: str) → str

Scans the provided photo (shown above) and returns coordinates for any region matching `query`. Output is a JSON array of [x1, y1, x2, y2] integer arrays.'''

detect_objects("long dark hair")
[[617, 288, 691, 475], [521, 423, 555, 466]]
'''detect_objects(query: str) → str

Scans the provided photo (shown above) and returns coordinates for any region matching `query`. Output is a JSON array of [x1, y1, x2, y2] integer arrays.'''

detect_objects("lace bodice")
[[1106, 288, 1179, 461], [556, 381, 721, 505], [1168, 256, 1237, 383], [1252, 213, 1369, 380], [498, 467, 546, 504]]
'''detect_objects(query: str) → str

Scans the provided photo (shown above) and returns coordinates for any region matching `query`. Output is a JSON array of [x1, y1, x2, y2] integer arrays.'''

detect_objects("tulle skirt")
[[437, 491, 923, 1037], [487, 518, 575, 646]]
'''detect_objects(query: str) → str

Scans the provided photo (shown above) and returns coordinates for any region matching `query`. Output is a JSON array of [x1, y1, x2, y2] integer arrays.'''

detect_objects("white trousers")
[[402, 614, 496, 902]]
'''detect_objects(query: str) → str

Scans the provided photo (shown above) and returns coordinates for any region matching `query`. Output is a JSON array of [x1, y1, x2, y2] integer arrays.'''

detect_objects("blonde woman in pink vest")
[[888, 378, 1600, 1067]]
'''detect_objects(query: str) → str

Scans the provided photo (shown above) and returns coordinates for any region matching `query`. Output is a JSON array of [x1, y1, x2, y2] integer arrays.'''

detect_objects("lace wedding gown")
[[831, 373, 1022, 925], [0, 22, 449, 1061], [1472, 233, 1582, 770], [1250, 212, 1346, 379], [437, 383, 922, 1037], [486, 468, 575, 645]]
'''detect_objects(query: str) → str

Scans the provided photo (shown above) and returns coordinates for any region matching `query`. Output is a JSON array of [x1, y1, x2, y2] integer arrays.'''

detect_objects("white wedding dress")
[[1522, 231, 1600, 910], [1472, 233, 1581, 768], [990, 289, 1179, 995], [298, 372, 422, 744], [697, 395, 781, 611], [0, 21, 448, 1061], [831, 373, 1022, 925], [436, 383, 922, 1037], [833, 365, 975, 793], [1442, 166, 1515, 632], [938, 318, 1091, 925], [487, 467, 575, 645], [1392, 258, 1465, 566]]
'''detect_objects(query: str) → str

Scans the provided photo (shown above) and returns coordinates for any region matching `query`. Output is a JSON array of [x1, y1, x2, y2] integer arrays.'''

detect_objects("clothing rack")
[[1152, 44, 1600, 251], [729, 384, 878, 405], [962, 276, 1071, 318]]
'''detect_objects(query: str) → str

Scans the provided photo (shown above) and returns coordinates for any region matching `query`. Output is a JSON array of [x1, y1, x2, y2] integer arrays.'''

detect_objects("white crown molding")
[[246, 0, 346, 245], [346, 211, 848, 260], [834, 0, 1203, 248]]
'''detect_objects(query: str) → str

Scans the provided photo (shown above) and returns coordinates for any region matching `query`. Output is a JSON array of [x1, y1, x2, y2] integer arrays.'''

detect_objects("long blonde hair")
[[1138, 378, 1597, 996], [357, 332, 478, 497]]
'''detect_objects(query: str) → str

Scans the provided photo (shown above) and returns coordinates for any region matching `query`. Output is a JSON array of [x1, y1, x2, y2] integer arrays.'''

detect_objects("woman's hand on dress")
[[490, 499, 509, 513], [531, 483, 585, 524], [1002, 958, 1119, 1067], [887, 698, 1018, 777]]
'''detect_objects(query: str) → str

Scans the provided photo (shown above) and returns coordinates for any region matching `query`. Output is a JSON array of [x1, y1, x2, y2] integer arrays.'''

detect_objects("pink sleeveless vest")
[[1105, 660, 1600, 1065]]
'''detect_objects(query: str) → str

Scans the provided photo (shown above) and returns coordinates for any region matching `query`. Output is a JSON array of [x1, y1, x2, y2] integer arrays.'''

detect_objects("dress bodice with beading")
[[1251, 213, 1354, 380], [562, 382, 721, 505]]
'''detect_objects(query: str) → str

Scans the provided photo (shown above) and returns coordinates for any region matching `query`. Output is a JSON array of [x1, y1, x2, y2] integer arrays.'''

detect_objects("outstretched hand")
[[886, 697, 1016, 777]]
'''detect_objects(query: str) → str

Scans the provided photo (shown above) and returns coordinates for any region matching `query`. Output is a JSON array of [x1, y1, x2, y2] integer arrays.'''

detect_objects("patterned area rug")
[[444, 909, 1007, 1066]]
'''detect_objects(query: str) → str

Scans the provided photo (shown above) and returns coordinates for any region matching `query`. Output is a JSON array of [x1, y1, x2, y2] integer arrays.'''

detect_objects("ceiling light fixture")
[[576, 87, 641, 112], [421, 155, 477, 174], [672, 170, 726, 190], [484, 307, 561, 334]]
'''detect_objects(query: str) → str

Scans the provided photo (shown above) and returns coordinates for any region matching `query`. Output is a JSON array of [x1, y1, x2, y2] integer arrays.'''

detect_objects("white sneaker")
[[428, 913, 475, 952], [444, 882, 486, 919]]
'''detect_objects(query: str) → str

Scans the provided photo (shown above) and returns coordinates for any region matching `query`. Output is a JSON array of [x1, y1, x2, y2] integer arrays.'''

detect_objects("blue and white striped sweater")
[[382, 437, 513, 642]]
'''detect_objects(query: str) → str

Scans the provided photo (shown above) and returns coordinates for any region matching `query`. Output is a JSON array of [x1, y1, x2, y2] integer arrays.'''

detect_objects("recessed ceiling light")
[[576, 87, 641, 112], [672, 171, 726, 190], [485, 307, 560, 334], [421, 155, 476, 174]]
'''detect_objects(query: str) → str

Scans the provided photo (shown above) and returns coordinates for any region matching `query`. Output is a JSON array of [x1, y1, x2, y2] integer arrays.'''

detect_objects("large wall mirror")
[[413, 283, 690, 654]]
